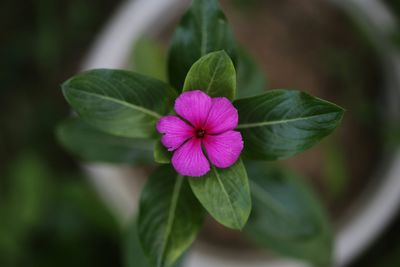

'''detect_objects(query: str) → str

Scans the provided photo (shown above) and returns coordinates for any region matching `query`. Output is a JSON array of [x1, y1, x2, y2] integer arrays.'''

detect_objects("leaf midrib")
[[237, 113, 338, 129], [67, 88, 162, 119], [212, 166, 241, 229], [205, 54, 223, 95], [158, 175, 184, 267]]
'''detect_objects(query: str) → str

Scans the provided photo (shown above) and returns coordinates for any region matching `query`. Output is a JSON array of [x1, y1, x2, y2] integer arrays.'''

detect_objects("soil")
[[155, 0, 384, 251]]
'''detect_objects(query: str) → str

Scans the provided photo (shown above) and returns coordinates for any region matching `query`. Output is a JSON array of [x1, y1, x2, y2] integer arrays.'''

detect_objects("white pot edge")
[[80, 1, 400, 267]]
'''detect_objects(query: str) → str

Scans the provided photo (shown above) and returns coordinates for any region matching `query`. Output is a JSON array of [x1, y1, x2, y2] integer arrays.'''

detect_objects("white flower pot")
[[80, 0, 400, 266]]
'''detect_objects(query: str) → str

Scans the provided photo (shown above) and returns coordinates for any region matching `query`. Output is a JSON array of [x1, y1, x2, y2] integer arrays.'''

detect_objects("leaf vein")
[[68, 88, 162, 119]]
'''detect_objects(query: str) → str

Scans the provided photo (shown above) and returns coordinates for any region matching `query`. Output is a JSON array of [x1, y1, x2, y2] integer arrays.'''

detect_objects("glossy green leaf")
[[153, 140, 171, 164], [189, 159, 251, 230], [138, 166, 204, 267], [62, 69, 177, 138], [130, 37, 167, 82], [244, 161, 333, 266], [183, 51, 236, 100], [56, 118, 154, 163], [236, 48, 267, 98], [234, 90, 344, 160], [168, 0, 237, 90]]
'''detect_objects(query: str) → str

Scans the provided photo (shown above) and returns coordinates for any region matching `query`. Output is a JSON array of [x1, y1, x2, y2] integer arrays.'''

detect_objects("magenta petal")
[[174, 90, 212, 128], [203, 131, 244, 168], [172, 138, 210, 177], [156, 116, 193, 151], [205, 97, 238, 134]]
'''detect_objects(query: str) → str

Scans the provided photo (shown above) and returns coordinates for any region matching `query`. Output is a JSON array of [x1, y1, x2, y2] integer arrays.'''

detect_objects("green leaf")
[[244, 161, 333, 266], [236, 48, 267, 98], [183, 51, 236, 100], [129, 37, 167, 81], [168, 0, 237, 90], [234, 90, 344, 160], [62, 69, 177, 138], [124, 219, 185, 267], [138, 166, 204, 267], [125, 220, 155, 267], [189, 159, 251, 230], [57, 118, 154, 163], [153, 140, 171, 164]]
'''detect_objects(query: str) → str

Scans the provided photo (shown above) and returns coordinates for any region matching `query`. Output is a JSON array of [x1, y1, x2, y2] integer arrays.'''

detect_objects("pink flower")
[[156, 90, 244, 177]]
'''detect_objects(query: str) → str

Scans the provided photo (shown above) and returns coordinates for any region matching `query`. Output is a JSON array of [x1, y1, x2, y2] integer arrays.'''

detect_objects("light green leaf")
[[153, 140, 171, 164], [57, 118, 154, 163], [183, 51, 236, 100], [62, 69, 177, 138], [234, 90, 344, 160], [130, 37, 167, 82], [138, 166, 204, 267], [244, 161, 333, 266], [189, 159, 251, 230], [236, 48, 267, 98], [168, 0, 237, 90]]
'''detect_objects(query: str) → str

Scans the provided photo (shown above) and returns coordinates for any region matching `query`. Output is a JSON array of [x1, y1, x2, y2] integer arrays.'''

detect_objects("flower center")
[[196, 129, 206, 138]]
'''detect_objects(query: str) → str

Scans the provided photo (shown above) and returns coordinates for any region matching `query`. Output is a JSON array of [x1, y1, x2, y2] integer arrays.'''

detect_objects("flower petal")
[[203, 131, 243, 168], [205, 97, 238, 134], [156, 115, 193, 151], [174, 90, 212, 128], [172, 138, 210, 177]]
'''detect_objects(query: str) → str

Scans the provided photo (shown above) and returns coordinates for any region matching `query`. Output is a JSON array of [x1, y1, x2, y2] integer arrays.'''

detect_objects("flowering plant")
[[57, 0, 344, 266]]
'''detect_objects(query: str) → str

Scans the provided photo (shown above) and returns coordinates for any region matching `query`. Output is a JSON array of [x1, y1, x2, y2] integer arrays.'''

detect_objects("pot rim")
[[80, 0, 400, 266]]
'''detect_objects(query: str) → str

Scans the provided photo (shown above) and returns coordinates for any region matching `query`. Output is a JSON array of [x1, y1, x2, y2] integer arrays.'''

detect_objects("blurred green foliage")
[[123, 219, 185, 267], [0, 0, 399, 266], [0, 152, 121, 267], [129, 38, 168, 82], [0, 0, 123, 266]]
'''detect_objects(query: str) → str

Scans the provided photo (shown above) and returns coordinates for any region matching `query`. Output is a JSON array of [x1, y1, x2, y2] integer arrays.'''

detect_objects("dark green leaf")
[[236, 48, 267, 98], [183, 51, 236, 100], [244, 161, 333, 266], [168, 0, 237, 90], [153, 140, 171, 164], [124, 219, 185, 267], [189, 159, 251, 230], [138, 166, 204, 267], [234, 90, 344, 160], [57, 118, 154, 163], [125, 220, 154, 267], [62, 69, 177, 138], [129, 37, 167, 81]]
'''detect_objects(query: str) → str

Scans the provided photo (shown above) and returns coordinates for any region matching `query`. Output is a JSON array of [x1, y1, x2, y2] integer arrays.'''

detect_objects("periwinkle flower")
[[156, 90, 243, 177]]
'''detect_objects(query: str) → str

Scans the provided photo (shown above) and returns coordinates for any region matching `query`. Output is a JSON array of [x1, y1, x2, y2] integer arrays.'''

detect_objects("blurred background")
[[1, 0, 400, 266]]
